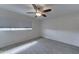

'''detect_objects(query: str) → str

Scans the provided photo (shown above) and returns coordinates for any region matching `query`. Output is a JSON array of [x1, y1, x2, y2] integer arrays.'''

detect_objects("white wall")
[[0, 9, 41, 48], [42, 13, 79, 47]]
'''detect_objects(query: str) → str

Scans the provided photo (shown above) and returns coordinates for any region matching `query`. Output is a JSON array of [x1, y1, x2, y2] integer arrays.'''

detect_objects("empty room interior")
[[0, 4, 79, 54]]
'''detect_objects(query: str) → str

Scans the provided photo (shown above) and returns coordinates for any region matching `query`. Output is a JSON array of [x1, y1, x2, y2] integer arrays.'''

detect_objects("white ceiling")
[[0, 4, 33, 15], [0, 4, 79, 19], [50, 4, 79, 17]]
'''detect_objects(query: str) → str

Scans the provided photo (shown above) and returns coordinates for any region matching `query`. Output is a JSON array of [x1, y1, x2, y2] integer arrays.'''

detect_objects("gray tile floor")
[[1, 38, 79, 54]]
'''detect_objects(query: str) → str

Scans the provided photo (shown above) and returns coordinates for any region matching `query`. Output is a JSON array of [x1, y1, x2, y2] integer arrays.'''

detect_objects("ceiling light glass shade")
[[36, 12, 42, 16]]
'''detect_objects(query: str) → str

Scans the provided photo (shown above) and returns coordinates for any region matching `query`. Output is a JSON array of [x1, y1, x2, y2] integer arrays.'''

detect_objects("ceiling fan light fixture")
[[36, 12, 42, 16]]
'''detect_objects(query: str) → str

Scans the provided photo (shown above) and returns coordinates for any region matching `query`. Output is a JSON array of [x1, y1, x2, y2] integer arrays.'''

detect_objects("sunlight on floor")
[[2, 41, 38, 54]]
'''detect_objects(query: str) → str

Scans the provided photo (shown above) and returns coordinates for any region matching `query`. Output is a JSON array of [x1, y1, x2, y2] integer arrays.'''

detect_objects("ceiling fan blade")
[[32, 4, 37, 11], [42, 14, 47, 17], [43, 9, 52, 12], [32, 4, 43, 12], [26, 12, 36, 14]]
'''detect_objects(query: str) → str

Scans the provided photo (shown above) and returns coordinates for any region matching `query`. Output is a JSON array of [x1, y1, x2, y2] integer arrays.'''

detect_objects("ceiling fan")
[[26, 4, 52, 17]]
